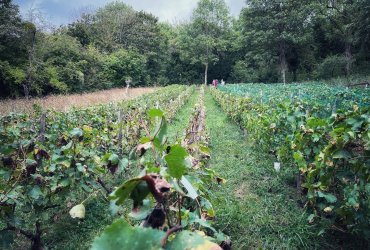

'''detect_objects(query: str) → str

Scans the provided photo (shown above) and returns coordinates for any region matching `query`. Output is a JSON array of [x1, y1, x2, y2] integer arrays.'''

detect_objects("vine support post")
[[118, 110, 123, 158], [296, 172, 302, 196], [39, 112, 46, 143], [31, 220, 43, 250]]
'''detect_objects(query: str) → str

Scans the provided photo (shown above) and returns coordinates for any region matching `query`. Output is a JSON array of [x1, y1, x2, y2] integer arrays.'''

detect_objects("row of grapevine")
[[211, 85, 369, 238], [0, 85, 194, 249], [221, 83, 369, 112], [91, 86, 230, 249]]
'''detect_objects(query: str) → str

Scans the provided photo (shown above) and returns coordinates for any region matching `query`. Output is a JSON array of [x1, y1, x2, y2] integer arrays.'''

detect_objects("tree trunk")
[[23, 84, 30, 99], [279, 43, 288, 85], [204, 63, 208, 85], [345, 42, 352, 77], [25, 29, 37, 100]]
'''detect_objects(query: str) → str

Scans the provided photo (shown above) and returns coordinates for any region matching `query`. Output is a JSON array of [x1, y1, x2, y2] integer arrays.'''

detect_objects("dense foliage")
[[1, 0, 369, 98], [0, 85, 195, 249], [235, 0, 370, 83], [211, 84, 369, 238], [92, 87, 229, 249]]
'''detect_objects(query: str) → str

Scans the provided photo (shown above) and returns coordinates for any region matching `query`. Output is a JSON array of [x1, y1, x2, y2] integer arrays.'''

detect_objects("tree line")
[[0, 0, 369, 98]]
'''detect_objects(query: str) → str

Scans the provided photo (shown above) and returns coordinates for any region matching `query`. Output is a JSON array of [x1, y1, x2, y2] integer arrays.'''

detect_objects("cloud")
[[14, 0, 245, 26]]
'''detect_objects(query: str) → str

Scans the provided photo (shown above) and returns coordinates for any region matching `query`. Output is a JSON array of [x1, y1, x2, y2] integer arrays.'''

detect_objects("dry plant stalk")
[[0, 87, 157, 115]]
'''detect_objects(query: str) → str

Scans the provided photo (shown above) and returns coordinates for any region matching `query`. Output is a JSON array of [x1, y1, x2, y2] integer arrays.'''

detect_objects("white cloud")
[[15, 0, 245, 25]]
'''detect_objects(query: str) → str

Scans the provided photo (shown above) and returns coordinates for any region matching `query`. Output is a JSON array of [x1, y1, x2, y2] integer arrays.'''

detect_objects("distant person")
[[213, 79, 218, 88], [221, 79, 225, 85]]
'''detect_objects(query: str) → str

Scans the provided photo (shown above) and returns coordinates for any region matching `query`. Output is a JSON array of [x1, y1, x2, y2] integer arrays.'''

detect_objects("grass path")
[[166, 91, 199, 143], [205, 91, 319, 249]]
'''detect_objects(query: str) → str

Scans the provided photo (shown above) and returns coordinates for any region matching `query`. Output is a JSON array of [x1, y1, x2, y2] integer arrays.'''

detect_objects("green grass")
[[43, 196, 115, 250], [166, 91, 199, 143], [204, 90, 321, 249]]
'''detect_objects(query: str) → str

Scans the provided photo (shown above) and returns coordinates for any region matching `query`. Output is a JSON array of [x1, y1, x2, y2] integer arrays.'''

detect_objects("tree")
[[0, 0, 28, 97], [102, 49, 147, 87], [314, 0, 370, 77], [179, 0, 231, 84], [241, 0, 313, 83]]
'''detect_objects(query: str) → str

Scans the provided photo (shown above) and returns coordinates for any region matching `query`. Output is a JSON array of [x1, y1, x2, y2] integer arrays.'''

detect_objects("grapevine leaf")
[[148, 109, 164, 118], [180, 176, 198, 200], [199, 145, 210, 155], [26, 159, 37, 166], [109, 178, 143, 205], [157, 118, 167, 144], [317, 191, 337, 203], [129, 181, 150, 209], [307, 214, 315, 223], [91, 219, 164, 250], [108, 154, 119, 165], [61, 141, 72, 151], [0, 146, 15, 155], [129, 199, 152, 220], [0, 230, 14, 249], [140, 137, 151, 144], [332, 150, 351, 159], [164, 144, 190, 179], [152, 137, 163, 151], [29, 186, 43, 199], [70, 128, 83, 138], [119, 158, 129, 172], [165, 230, 221, 250]]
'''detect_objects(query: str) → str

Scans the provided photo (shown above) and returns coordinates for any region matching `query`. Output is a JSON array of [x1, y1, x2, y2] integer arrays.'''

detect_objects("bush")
[[317, 55, 347, 79], [102, 49, 147, 87], [0, 61, 25, 98], [231, 60, 258, 83]]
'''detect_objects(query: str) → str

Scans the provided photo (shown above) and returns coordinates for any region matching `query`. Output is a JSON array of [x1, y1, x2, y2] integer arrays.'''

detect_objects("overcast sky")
[[15, 0, 245, 26]]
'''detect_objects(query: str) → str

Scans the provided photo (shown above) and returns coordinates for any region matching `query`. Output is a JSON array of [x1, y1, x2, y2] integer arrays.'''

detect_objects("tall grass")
[[0, 87, 157, 115]]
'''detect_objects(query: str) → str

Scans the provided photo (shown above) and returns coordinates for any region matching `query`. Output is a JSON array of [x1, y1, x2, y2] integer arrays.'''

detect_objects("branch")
[[140, 119, 161, 163], [6, 223, 35, 240], [160, 225, 182, 247], [97, 177, 111, 195], [43, 204, 60, 211]]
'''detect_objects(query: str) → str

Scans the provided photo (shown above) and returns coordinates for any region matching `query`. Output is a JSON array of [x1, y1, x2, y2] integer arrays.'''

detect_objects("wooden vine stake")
[[118, 110, 123, 158], [39, 112, 46, 143]]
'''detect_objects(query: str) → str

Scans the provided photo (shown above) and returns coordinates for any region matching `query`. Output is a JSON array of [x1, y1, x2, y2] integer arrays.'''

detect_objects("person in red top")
[[215, 79, 218, 88]]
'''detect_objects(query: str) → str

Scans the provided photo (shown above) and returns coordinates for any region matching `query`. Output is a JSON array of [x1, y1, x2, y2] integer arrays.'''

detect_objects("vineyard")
[[213, 84, 370, 240], [2, 0, 370, 248], [0, 83, 369, 249]]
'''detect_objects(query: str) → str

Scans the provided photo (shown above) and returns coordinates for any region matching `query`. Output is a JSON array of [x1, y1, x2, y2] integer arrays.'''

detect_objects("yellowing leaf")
[[69, 204, 86, 219], [194, 240, 222, 250], [324, 207, 332, 213]]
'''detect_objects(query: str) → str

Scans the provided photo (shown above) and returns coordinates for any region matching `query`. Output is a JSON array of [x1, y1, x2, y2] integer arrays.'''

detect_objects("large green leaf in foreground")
[[165, 231, 221, 250], [91, 219, 165, 250]]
